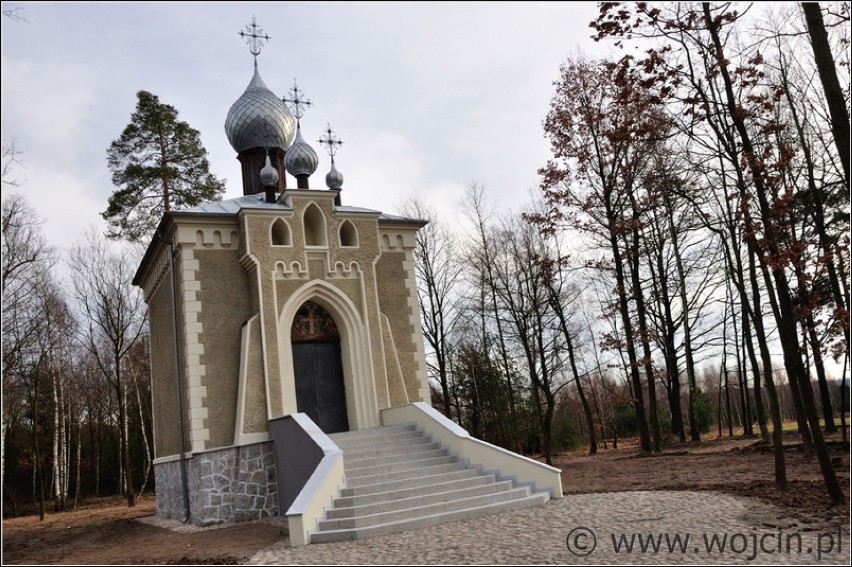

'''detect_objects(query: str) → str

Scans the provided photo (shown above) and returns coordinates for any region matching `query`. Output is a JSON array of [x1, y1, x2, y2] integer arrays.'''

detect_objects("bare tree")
[[401, 197, 463, 422], [69, 229, 147, 508], [591, 0, 842, 503], [1, 195, 53, 496], [462, 184, 524, 451], [534, 56, 669, 453], [2, 4, 28, 22], [490, 214, 567, 464], [2, 139, 25, 187]]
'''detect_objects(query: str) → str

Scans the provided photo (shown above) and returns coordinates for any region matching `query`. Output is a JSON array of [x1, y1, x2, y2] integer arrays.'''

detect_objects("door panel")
[[292, 341, 349, 434], [292, 343, 319, 427]]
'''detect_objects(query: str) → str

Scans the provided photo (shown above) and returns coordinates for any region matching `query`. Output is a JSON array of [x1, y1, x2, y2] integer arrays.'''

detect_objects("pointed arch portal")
[[277, 279, 380, 431]]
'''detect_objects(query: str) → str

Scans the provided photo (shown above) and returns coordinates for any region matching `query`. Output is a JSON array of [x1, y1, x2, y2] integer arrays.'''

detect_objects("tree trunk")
[[33, 382, 45, 521], [726, 245, 753, 437], [716, 371, 723, 438], [665, 197, 700, 442], [758, 259, 814, 454], [763, 362, 788, 491], [131, 369, 153, 497], [840, 355, 848, 444], [611, 232, 651, 452], [553, 301, 597, 454], [774, 273, 840, 502], [646, 221, 686, 442], [804, 317, 837, 432], [628, 236, 662, 452], [733, 310, 752, 436], [590, 374, 608, 450], [723, 352, 734, 437], [51, 362, 67, 511], [115, 377, 136, 508], [802, 2, 850, 185], [73, 414, 82, 510], [745, 249, 770, 444]]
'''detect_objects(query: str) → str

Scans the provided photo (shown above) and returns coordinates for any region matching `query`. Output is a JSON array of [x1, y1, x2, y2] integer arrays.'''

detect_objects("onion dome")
[[225, 66, 296, 153], [259, 153, 280, 187], [326, 159, 344, 190], [284, 123, 319, 178]]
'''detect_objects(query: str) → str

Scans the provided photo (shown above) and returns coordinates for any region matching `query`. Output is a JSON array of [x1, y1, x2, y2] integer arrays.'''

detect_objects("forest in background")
[[2, 2, 849, 518]]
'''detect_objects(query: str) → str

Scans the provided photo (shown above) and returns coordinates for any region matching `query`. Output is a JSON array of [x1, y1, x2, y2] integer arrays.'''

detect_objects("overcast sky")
[[2, 1, 608, 262]]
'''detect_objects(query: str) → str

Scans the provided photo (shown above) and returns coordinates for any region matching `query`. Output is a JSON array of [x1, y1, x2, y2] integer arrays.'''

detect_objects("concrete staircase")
[[312, 423, 549, 543]]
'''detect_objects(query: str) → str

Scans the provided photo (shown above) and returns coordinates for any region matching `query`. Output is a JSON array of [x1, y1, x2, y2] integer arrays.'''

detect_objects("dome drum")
[[238, 147, 287, 196]]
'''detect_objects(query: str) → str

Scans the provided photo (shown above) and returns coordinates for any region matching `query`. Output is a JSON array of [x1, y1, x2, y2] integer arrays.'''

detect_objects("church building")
[[134, 20, 560, 545]]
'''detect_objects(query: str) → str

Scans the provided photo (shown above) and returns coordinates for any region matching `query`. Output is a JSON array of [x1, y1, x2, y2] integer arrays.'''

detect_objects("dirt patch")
[[1, 498, 286, 565], [552, 432, 850, 532], [2, 432, 849, 564]]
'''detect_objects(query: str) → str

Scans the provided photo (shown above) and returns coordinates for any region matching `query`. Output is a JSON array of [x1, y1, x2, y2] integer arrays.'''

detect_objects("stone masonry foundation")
[[154, 441, 279, 526]]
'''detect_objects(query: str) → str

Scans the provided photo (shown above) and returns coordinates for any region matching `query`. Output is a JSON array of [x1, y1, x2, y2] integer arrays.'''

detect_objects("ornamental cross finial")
[[318, 123, 344, 159], [239, 16, 269, 62], [283, 79, 312, 121]]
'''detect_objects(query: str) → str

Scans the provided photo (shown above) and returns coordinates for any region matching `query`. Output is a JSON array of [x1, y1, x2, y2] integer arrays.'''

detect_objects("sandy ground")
[[2, 432, 849, 565]]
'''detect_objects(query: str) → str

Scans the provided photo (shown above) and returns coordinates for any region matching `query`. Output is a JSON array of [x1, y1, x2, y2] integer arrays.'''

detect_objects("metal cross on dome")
[[239, 16, 270, 62], [318, 124, 344, 158], [283, 79, 312, 121]]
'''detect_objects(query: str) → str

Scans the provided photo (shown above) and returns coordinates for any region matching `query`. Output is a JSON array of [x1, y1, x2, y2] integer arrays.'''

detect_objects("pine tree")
[[103, 90, 225, 243]]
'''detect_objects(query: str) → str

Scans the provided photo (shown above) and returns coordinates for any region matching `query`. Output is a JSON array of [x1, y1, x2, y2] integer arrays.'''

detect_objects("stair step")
[[334, 431, 432, 451], [339, 437, 436, 459], [345, 461, 468, 488], [327, 480, 515, 519], [328, 424, 417, 443], [341, 468, 481, 497], [319, 487, 533, 530], [311, 492, 550, 543], [346, 454, 457, 478], [329, 423, 416, 436], [343, 446, 446, 469], [335, 474, 499, 507]]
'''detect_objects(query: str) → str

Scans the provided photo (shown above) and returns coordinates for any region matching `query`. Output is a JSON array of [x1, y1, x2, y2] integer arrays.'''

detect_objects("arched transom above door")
[[291, 301, 340, 343]]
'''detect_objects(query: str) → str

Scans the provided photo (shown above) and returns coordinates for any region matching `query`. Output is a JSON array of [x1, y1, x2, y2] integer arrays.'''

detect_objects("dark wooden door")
[[291, 301, 349, 434], [292, 341, 349, 434]]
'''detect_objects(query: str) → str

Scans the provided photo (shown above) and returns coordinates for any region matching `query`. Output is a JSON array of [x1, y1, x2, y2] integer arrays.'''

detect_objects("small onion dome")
[[225, 66, 296, 153], [259, 153, 279, 187], [284, 124, 319, 177], [326, 160, 343, 190]]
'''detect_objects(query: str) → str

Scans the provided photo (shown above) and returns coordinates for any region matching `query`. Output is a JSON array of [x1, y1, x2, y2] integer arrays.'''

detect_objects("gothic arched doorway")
[[291, 301, 350, 433]]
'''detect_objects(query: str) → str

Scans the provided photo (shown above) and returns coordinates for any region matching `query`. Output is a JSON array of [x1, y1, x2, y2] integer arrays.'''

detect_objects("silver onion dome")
[[326, 160, 343, 190], [259, 153, 280, 187], [284, 124, 319, 177], [225, 66, 296, 153]]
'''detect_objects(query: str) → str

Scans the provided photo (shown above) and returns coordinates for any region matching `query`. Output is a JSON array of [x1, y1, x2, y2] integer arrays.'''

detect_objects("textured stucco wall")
[[242, 315, 268, 434], [148, 262, 187, 459], [195, 248, 251, 448], [375, 249, 423, 401], [240, 191, 391, 424]]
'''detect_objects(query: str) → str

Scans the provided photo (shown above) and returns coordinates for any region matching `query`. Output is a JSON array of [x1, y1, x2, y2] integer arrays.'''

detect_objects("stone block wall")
[[154, 441, 279, 526]]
